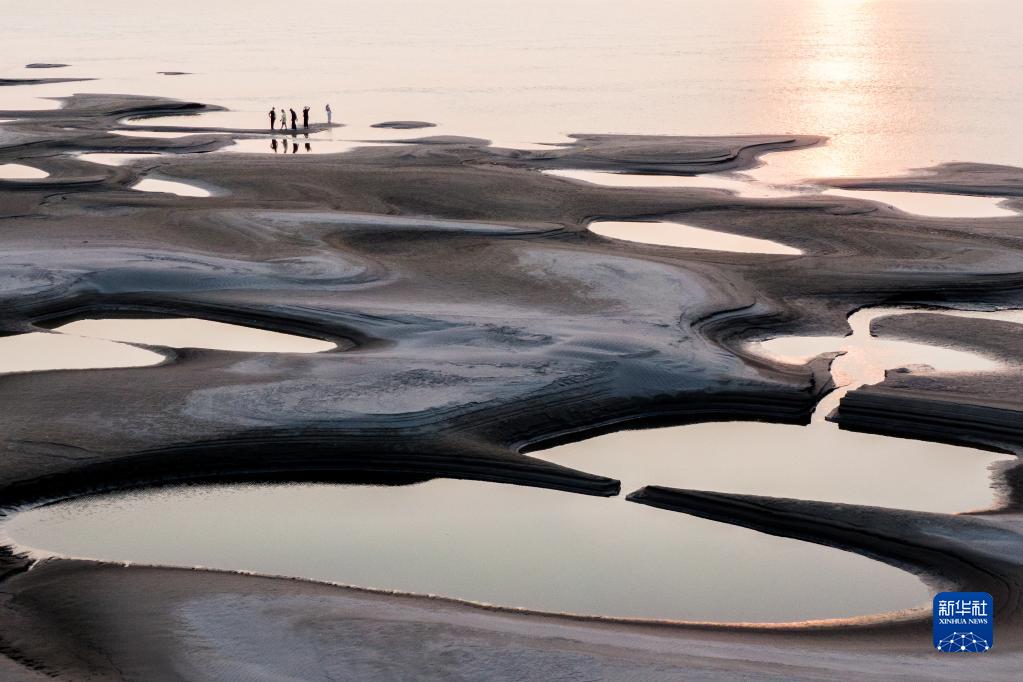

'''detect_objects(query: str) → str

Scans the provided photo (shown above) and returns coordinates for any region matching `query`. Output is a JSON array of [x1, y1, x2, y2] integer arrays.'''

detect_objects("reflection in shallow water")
[[749, 307, 1014, 421], [0, 332, 163, 374], [545, 169, 800, 199], [589, 220, 802, 255], [547, 165, 1018, 219], [56, 318, 336, 353], [543, 421, 1010, 514], [77, 152, 161, 166], [0, 163, 48, 180], [0, 319, 334, 375], [131, 177, 210, 197], [121, 110, 245, 129], [110, 129, 195, 139], [222, 138, 392, 155], [5, 477, 931, 623], [490, 138, 573, 151], [823, 189, 1017, 219]]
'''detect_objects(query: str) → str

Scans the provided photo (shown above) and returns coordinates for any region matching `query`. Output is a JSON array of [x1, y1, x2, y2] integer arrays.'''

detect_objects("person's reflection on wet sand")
[[292, 142, 298, 153], [305, 142, 311, 152], [271, 139, 278, 153]]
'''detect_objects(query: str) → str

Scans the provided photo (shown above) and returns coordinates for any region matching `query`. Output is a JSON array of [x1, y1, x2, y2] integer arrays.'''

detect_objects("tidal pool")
[[823, 188, 1017, 218], [6, 307, 1012, 621], [0, 332, 163, 374], [4, 474, 933, 624], [545, 168, 1018, 219], [110, 129, 196, 139], [55, 318, 336, 353], [748, 306, 1015, 421], [490, 138, 573, 151], [544, 421, 1011, 514], [545, 169, 800, 199], [588, 220, 802, 255], [131, 177, 211, 197], [0, 163, 48, 180], [0, 319, 333, 375], [77, 152, 162, 166]]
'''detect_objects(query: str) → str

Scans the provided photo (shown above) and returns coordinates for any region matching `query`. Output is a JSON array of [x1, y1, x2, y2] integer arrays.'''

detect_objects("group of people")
[[269, 104, 332, 131]]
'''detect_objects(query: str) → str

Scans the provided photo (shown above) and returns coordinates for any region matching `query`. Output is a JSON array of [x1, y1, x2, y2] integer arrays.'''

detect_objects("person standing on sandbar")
[[326, 103, 332, 125], [269, 107, 276, 130], [289, 108, 297, 131], [279, 108, 287, 131], [302, 106, 310, 128]]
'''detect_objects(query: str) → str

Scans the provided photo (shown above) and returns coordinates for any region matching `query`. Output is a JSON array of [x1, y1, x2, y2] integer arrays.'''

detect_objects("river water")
[[2, 0, 1022, 178]]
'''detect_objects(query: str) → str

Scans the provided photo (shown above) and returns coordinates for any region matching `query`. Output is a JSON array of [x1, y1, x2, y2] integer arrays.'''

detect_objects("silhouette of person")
[[271, 139, 278, 153], [302, 106, 310, 128], [269, 107, 276, 130], [290, 108, 297, 131], [325, 103, 332, 125], [279, 108, 287, 131]]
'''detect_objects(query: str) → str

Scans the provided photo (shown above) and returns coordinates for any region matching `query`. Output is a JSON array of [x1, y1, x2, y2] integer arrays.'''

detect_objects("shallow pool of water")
[[4, 475, 932, 623], [0, 332, 163, 374], [491, 138, 573, 151], [545, 166, 1020, 219], [824, 188, 1017, 218], [77, 152, 162, 166], [543, 421, 1010, 514], [131, 177, 211, 197], [110, 129, 196, 139], [0, 163, 48, 180], [589, 220, 802, 255], [748, 306, 1015, 421], [219, 138, 393, 155], [545, 169, 801, 199], [55, 318, 336, 353]]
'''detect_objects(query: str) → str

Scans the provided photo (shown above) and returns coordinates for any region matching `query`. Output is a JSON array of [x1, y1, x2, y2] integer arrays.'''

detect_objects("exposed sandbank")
[[2, 91, 1023, 678]]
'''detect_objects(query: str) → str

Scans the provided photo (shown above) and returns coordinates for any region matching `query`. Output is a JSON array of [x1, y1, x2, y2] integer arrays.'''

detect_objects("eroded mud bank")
[[3, 90, 1023, 678]]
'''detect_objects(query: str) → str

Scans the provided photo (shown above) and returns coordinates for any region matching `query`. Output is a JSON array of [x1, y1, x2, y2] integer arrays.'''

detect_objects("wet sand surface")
[[2, 91, 1023, 678]]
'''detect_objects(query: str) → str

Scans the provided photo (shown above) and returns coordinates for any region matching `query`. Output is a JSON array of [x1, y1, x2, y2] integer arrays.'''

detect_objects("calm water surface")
[[2, 0, 1022, 178], [5, 473, 935, 624]]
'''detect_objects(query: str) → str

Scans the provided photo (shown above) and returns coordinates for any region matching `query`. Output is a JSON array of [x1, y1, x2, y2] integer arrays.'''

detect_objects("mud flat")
[[2, 92, 1023, 678]]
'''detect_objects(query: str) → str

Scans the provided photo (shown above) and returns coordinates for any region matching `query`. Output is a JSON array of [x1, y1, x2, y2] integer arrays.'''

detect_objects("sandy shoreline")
[[2, 89, 1023, 677], [1, 560, 1019, 680]]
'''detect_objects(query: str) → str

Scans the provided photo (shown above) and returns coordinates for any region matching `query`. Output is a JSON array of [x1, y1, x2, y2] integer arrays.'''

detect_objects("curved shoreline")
[[3, 92, 1023, 677]]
